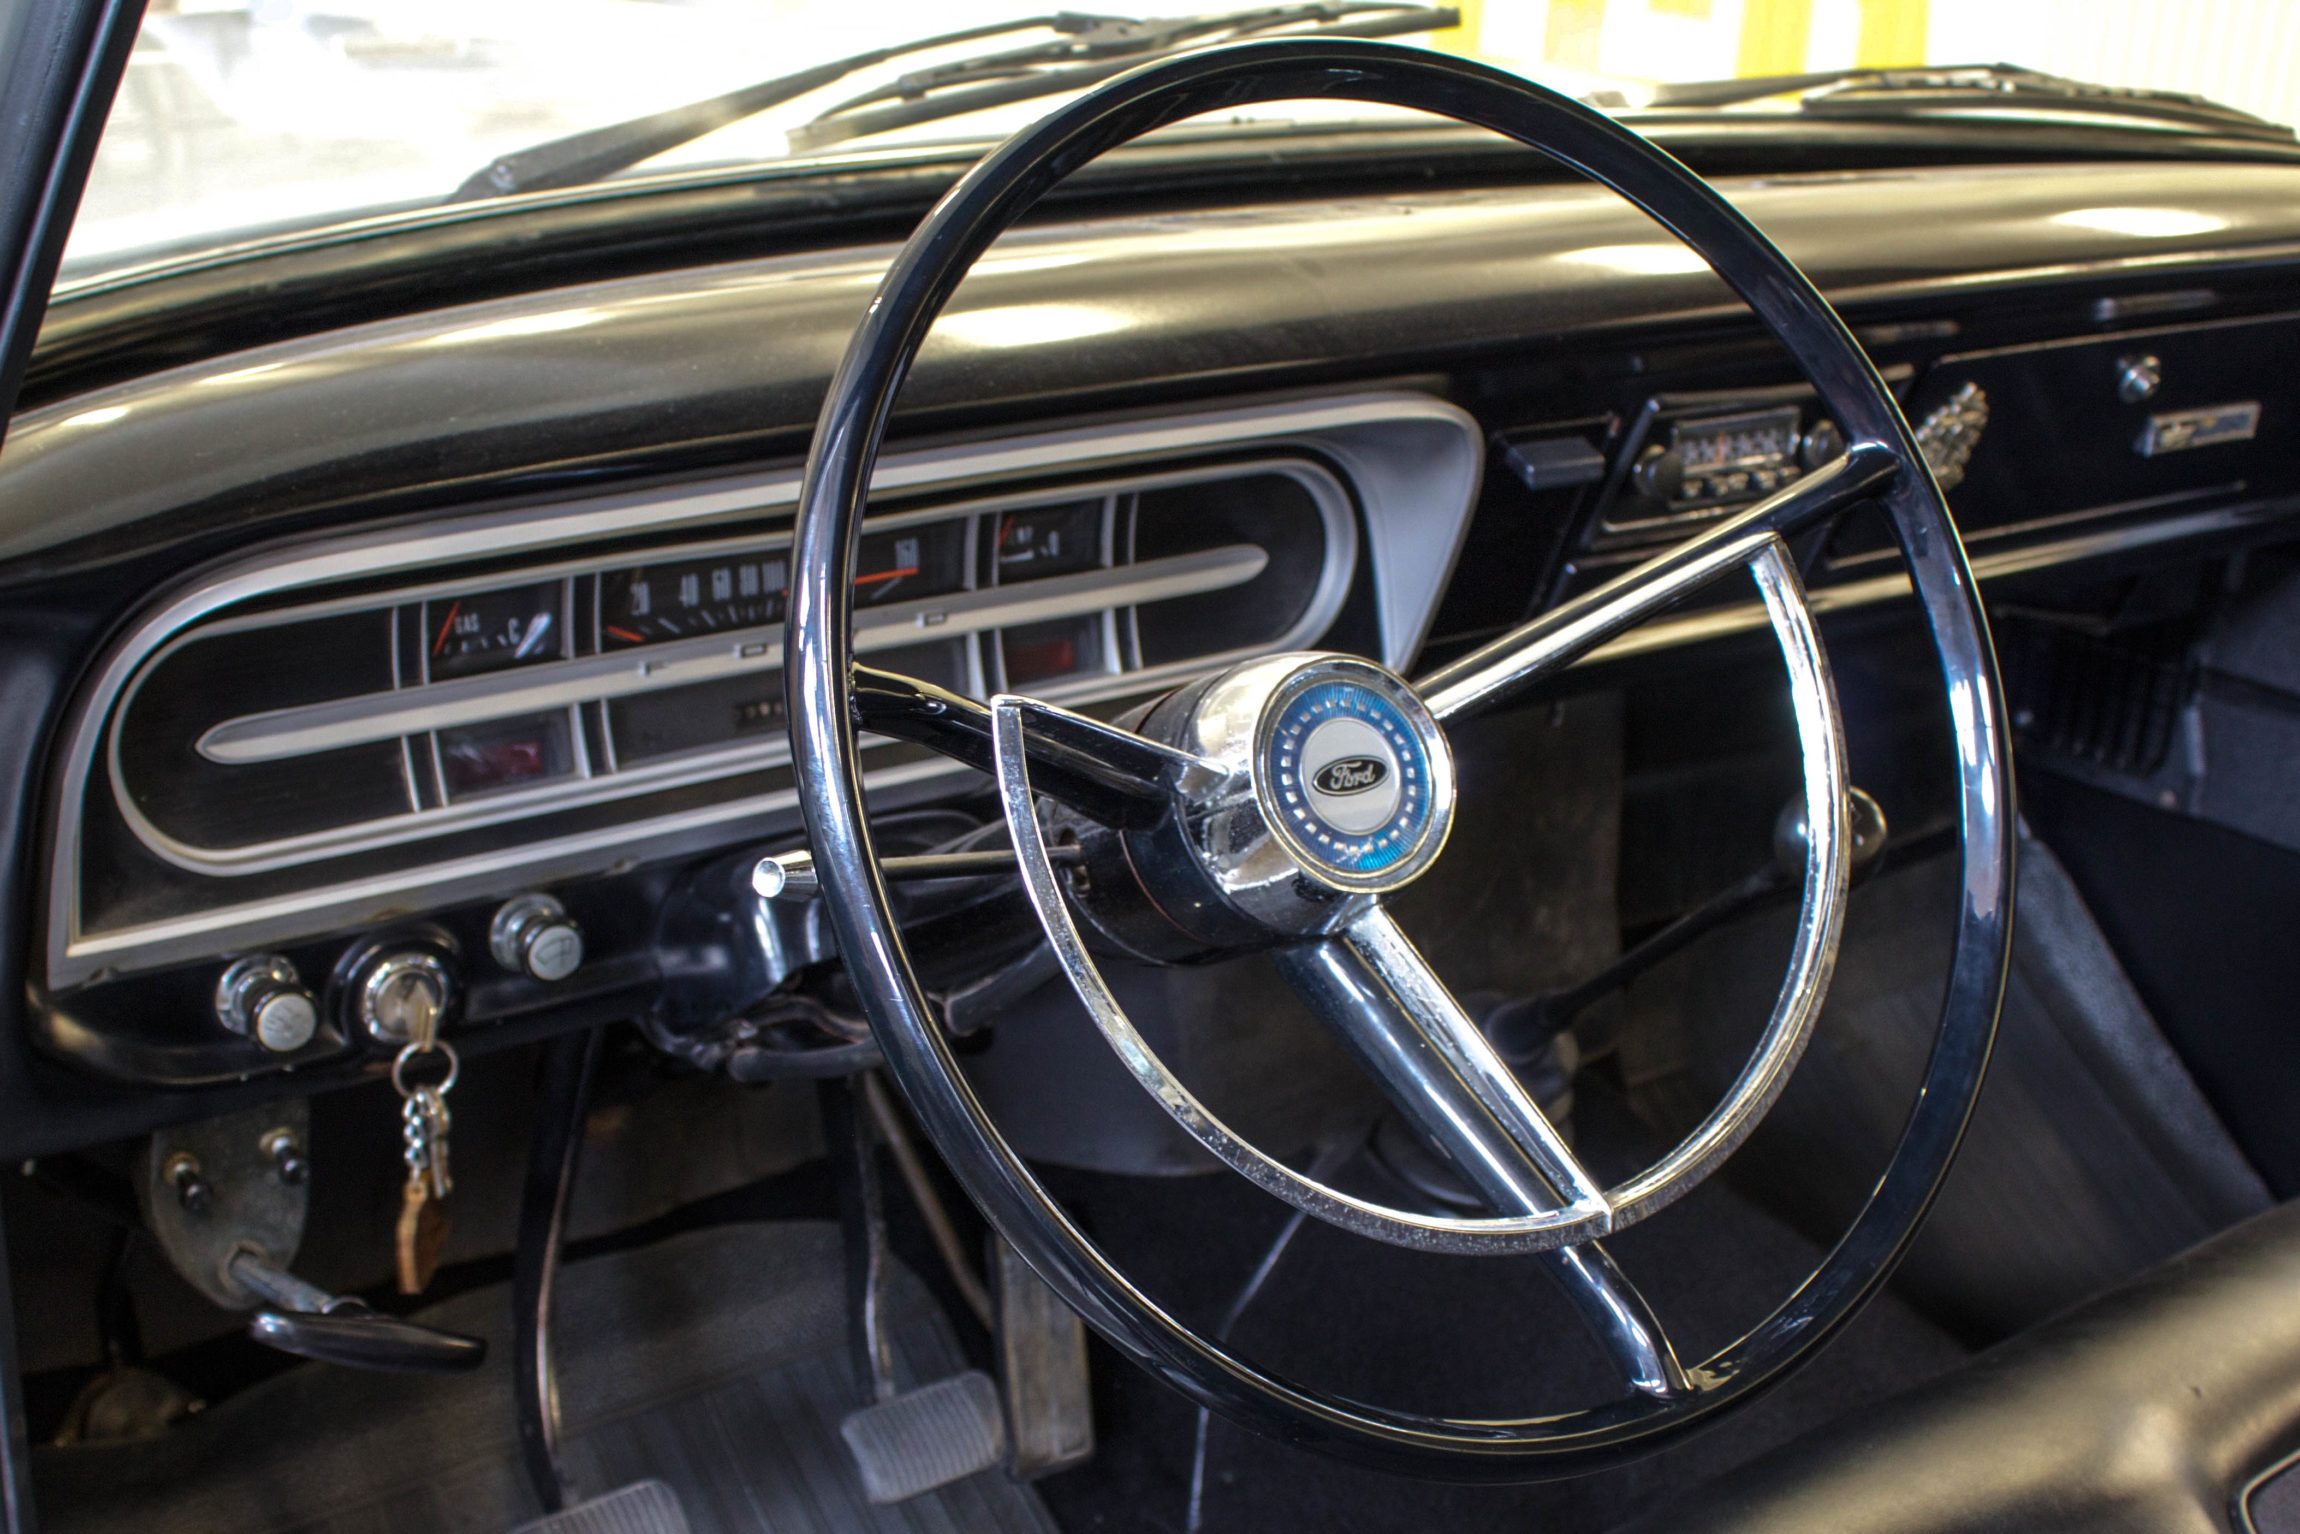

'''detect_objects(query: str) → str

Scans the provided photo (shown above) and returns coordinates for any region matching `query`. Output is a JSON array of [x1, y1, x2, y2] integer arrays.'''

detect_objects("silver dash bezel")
[[46, 390, 1485, 988]]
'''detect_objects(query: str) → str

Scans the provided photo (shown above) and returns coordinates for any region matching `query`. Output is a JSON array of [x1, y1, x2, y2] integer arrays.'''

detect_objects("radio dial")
[[1630, 444, 1684, 503]]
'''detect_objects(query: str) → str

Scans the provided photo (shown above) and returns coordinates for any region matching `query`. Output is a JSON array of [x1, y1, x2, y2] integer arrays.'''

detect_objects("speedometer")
[[599, 519, 970, 650], [600, 553, 788, 650]]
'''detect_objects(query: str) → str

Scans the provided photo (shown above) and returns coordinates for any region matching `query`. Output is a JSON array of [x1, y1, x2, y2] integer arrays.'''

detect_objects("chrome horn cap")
[[1166, 654, 1455, 929]]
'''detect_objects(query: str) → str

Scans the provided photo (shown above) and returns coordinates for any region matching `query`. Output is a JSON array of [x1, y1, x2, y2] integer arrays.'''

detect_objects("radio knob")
[[1630, 444, 1684, 503], [1800, 418, 1847, 470], [214, 955, 319, 1054], [490, 894, 585, 983]]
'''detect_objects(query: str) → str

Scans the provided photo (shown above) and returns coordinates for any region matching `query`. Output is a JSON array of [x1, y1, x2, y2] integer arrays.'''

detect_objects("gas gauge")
[[424, 581, 565, 680]]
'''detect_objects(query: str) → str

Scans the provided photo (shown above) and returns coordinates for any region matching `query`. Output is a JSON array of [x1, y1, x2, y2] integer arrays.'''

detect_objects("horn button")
[[1269, 681, 1426, 873], [1073, 655, 1457, 953]]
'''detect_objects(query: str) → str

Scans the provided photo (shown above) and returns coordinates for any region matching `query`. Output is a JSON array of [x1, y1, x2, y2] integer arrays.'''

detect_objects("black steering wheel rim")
[[788, 38, 2015, 1478]]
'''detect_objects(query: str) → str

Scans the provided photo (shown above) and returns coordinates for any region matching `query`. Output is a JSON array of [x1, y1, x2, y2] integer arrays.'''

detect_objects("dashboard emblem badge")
[[1312, 757, 1388, 796]]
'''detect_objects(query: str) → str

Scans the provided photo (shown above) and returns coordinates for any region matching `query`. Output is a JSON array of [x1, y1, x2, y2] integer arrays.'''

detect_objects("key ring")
[[391, 1040, 459, 1098]]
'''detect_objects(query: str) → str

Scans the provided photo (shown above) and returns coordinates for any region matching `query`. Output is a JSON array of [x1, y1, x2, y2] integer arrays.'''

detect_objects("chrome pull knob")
[[752, 850, 820, 902], [2116, 352, 2162, 404], [214, 955, 319, 1054], [489, 893, 585, 982]]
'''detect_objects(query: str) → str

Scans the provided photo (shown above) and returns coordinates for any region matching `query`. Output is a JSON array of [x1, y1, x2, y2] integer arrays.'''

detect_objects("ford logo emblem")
[[1312, 757, 1389, 796]]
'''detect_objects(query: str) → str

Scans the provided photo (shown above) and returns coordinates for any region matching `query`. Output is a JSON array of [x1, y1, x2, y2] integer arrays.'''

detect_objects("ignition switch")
[[341, 943, 456, 1046]]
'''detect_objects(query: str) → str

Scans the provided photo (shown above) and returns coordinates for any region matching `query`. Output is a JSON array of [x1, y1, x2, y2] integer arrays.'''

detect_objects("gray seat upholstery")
[[1616, 1199, 2300, 1534]]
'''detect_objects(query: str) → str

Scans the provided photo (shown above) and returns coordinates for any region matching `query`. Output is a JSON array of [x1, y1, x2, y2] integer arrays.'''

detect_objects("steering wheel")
[[787, 38, 2014, 1476]]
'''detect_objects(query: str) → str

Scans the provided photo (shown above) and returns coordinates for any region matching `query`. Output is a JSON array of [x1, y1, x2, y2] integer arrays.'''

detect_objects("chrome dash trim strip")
[[107, 460, 1347, 877], [60, 757, 969, 980], [48, 390, 1478, 986], [196, 544, 1268, 766]]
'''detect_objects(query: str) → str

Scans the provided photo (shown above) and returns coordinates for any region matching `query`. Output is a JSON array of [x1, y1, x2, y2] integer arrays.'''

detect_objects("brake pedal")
[[841, 1370, 1007, 1503], [507, 1479, 691, 1534]]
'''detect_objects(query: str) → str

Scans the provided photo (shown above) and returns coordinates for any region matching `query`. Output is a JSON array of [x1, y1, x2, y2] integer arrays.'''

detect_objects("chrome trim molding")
[[194, 545, 1270, 767], [114, 461, 1343, 877], [46, 390, 1481, 987]]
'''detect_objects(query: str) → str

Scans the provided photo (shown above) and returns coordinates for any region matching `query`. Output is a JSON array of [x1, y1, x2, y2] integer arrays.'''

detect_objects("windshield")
[[63, 0, 2300, 280]]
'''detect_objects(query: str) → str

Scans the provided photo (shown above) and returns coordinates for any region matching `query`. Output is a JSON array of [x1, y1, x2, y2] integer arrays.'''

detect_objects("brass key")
[[392, 1036, 458, 1296]]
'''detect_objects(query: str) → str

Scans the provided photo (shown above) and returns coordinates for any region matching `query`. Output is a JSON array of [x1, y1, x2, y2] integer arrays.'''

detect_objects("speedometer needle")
[[854, 566, 920, 587]]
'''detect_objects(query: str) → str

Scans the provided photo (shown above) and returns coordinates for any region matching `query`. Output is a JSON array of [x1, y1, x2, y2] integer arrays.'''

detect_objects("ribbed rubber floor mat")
[[34, 1223, 1058, 1534]]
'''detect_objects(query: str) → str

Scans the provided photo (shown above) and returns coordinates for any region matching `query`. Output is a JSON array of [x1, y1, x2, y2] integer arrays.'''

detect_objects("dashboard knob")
[[489, 894, 584, 983], [355, 950, 453, 1045], [1800, 417, 1847, 470], [214, 955, 319, 1054], [2116, 352, 2162, 404], [1630, 443, 1683, 503]]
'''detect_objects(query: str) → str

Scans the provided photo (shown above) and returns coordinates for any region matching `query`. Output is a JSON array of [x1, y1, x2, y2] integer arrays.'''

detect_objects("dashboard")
[[4, 155, 2300, 1147], [33, 394, 1477, 1085]]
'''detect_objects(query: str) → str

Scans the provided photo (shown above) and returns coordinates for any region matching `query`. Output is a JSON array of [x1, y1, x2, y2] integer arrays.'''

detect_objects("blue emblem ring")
[[1265, 679, 1436, 878]]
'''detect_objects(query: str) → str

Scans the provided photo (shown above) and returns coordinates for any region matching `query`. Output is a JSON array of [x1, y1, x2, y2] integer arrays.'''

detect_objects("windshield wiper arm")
[[452, 14, 1111, 202], [785, 3, 1457, 155], [451, 4, 1456, 202], [1648, 63, 2294, 144]]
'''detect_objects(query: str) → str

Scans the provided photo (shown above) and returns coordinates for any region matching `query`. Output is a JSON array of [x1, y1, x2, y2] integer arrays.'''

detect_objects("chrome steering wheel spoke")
[[985, 533, 1850, 1256], [1288, 906, 1605, 1219], [851, 663, 1227, 827], [1417, 442, 1897, 724], [1276, 908, 1688, 1399]]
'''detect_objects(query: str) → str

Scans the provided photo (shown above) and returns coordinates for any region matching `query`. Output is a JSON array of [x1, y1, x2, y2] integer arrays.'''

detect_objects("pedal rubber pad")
[[840, 1370, 1007, 1503], [507, 1479, 692, 1534]]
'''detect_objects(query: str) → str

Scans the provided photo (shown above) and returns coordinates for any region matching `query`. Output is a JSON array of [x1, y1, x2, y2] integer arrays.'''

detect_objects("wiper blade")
[[785, 3, 1457, 156], [1649, 63, 2295, 144], [451, 4, 1457, 204], [452, 15, 1095, 202], [1648, 68, 1884, 110]]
